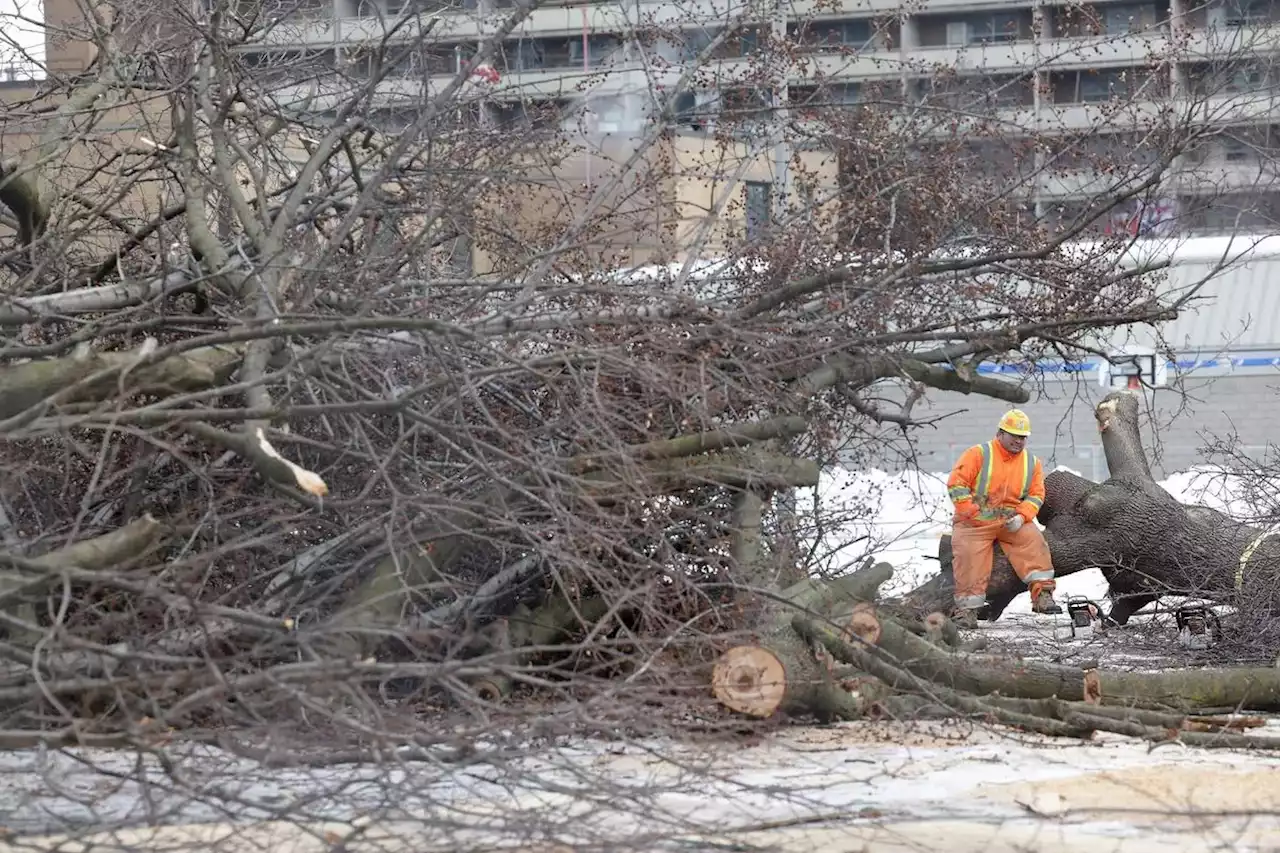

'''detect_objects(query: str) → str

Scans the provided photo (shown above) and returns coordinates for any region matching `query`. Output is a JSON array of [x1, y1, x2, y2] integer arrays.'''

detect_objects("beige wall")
[[0, 83, 178, 256], [472, 135, 678, 275], [666, 134, 841, 258], [470, 134, 843, 275]]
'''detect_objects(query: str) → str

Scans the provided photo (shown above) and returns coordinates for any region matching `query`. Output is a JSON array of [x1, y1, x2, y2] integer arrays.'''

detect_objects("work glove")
[[1004, 515, 1025, 533]]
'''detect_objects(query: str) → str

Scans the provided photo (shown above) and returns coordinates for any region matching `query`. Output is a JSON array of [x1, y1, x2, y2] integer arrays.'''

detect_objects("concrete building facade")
[[230, 0, 1280, 235]]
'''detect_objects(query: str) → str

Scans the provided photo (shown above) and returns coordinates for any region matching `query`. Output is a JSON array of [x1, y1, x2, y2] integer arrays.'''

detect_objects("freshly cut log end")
[[470, 676, 511, 704], [842, 603, 882, 648], [1083, 669, 1102, 705], [711, 645, 786, 718], [838, 675, 890, 706], [924, 611, 960, 647]]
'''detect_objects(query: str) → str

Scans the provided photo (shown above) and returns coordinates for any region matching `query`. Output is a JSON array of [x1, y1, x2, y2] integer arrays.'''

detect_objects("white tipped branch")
[[184, 423, 329, 499]]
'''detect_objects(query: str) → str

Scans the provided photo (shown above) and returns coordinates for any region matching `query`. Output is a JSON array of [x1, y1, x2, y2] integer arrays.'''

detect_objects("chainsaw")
[[1052, 596, 1103, 641], [1175, 604, 1223, 650]]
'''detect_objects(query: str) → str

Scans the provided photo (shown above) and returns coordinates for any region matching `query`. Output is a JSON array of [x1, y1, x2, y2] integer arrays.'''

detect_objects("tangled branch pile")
[[0, 0, 1266, 758]]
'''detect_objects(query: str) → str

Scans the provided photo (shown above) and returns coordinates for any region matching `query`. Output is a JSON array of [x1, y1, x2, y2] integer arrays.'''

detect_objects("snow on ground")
[[11, 720, 1280, 852]]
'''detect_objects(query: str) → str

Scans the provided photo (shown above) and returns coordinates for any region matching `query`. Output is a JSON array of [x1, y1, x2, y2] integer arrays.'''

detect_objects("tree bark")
[[0, 272, 196, 326], [0, 515, 165, 646], [463, 592, 612, 703], [579, 449, 820, 502], [813, 603, 1280, 712], [0, 342, 244, 420], [567, 415, 808, 474]]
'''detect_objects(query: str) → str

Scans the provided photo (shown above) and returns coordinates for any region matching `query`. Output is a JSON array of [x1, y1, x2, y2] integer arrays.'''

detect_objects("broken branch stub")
[[184, 423, 329, 499]]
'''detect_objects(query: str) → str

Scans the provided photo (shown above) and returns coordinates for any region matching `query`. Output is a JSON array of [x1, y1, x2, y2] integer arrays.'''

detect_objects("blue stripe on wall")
[[972, 356, 1280, 375]]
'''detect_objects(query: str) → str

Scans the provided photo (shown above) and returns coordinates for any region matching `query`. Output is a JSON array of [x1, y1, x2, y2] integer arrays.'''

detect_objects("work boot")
[[1031, 588, 1062, 615], [951, 607, 979, 629]]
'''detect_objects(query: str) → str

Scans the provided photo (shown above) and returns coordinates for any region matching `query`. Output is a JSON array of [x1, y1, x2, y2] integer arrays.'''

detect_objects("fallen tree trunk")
[[818, 603, 1280, 712], [805, 616, 1280, 747], [899, 389, 1280, 625]]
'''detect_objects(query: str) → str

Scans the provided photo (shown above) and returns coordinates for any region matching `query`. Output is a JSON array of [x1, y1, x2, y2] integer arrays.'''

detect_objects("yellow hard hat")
[[998, 409, 1031, 436]]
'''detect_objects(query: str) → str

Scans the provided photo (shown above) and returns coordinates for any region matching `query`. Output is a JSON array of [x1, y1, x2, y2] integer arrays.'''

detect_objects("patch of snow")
[[12, 722, 1280, 851]]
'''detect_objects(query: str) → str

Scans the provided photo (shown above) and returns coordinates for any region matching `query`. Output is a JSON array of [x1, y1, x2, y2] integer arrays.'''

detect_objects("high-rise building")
[[10, 0, 1280, 263], [219, 0, 1280, 237]]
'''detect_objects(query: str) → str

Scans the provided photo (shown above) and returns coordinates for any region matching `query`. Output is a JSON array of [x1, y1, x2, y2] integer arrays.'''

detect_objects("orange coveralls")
[[946, 440, 1056, 610]]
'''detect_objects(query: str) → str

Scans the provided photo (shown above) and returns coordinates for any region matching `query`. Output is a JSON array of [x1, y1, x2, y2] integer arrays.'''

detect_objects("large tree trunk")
[[899, 390, 1280, 626]]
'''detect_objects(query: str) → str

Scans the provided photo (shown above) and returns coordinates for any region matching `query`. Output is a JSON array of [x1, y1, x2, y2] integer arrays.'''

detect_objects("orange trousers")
[[951, 518, 1056, 610]]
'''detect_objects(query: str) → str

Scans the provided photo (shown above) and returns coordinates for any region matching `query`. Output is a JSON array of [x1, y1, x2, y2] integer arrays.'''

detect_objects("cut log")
[[711, 645, 788, 717], [923, 612, 960, 647], [710, 636, 863, 721], [982, 696, 1267, 733], [710, 558, 895, 721], [809, 604, 1280, 712]]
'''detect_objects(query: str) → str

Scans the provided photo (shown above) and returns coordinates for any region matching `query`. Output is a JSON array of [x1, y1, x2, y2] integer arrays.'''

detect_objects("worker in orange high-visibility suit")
[[946, 408, 1062, 628]]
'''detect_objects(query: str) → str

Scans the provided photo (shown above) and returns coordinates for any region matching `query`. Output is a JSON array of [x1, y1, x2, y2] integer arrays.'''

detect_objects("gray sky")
[[1, 0, 45, 78]]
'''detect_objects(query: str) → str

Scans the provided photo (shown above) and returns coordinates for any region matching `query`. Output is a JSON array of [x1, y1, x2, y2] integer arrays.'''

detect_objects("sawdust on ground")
[[977, 764, 1280, 822]]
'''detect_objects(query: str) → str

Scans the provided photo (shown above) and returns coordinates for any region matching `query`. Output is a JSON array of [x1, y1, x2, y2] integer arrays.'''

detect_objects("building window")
[[1226, 63, 1269, 92], [1103, 3, 1159, 32], [1058, 69, 1152, 102], [789, 18, 875, 49], [569, 36, 621, 68], [1080, 73, 1118, 101], [1223, 134, 1252, 162], [1222, 0, 1278, 25], [502, 39, 545, 71], [829, 82, 861, 105], [680, 26, 764, 61], [946, 11, 1028, 44], [797, 182, 817, 223], [745, 181, 772, 240]]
